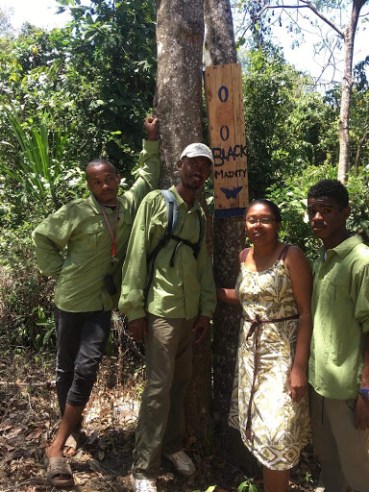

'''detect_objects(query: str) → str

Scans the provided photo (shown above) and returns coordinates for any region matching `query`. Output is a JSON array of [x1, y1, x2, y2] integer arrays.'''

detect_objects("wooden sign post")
[[205, 63, 248, 217]]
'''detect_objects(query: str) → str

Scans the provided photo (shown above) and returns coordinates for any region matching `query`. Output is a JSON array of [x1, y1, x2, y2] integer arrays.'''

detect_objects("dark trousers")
[[55, 307, 111, 412]]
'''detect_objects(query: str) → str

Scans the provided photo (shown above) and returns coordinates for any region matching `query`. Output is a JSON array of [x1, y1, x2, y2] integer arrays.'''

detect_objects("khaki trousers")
[[133, 314, 195, 476], [310, 387, 369, 492]]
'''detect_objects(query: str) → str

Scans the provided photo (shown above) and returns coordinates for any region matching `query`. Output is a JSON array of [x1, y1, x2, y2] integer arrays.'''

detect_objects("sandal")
[[46, 456, 74, 488]]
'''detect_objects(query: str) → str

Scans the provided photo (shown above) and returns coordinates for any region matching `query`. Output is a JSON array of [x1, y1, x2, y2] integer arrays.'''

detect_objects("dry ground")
[[0, 337, 321, 492]]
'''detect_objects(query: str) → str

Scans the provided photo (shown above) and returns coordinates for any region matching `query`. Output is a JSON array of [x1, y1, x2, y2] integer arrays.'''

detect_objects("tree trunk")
[[337, 0, 366, 183], [155, 0, 211, 442], [354, 131, 369, 172], [204, 0, 237, 65], [155, 0, 204, 187], [204, 0, 256, 472]]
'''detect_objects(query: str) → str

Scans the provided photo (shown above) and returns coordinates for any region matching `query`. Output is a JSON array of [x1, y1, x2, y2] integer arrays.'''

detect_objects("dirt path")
[[0, 350, 320, 492]]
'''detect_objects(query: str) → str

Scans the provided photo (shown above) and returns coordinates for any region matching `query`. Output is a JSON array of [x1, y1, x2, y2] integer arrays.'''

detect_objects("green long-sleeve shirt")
[[119, 186, 216, 321], [309, 235, 369, 399], [32, 139, 160, 312]]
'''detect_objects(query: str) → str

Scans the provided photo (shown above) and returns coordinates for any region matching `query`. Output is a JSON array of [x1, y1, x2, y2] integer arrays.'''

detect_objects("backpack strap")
[[147, 190, 178, 265], [161, 189, 179, 235], [145, 190, 204, 303], [169, 209, 204, 266], [145, 191, 177, 303]]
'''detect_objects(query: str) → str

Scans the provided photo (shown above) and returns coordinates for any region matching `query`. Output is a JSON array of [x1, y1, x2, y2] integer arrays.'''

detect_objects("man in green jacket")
[[33, 117, 160, 488], [119, 143, 216, 492], [307, 179, 369, 492]]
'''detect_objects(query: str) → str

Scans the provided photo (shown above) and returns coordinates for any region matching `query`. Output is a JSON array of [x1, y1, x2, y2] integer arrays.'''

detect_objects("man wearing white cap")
[[119, 143, 216, 492]]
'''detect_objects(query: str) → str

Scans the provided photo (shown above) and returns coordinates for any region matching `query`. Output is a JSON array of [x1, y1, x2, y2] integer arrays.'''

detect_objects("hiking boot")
[[164, 450, 196, 476], [130, 473, 157, 492]]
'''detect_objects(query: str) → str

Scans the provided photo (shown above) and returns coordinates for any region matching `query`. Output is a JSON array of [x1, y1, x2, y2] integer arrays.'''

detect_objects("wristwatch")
[[358, 388, 369, 400]]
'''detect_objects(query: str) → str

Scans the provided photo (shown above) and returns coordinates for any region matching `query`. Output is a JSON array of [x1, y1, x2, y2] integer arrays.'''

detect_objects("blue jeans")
[[55, 307, 111, 412]]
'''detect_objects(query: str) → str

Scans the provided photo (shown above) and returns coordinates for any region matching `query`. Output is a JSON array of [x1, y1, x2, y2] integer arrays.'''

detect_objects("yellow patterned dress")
[[230, 247, 310, 470]]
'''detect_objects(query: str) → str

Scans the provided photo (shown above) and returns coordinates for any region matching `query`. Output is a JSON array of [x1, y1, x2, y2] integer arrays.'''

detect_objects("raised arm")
[[124, 117, 161, 217], [119, 196, 154, 337]]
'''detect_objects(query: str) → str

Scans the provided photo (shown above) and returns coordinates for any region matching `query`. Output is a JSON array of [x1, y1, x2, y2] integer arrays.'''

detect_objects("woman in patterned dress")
[[217, 199, 312, 492]]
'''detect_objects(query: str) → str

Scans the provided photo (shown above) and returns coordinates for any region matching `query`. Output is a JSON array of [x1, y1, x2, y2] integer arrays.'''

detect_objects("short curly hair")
[[307, 179, 349, 209], [85, 159, 118, 175]]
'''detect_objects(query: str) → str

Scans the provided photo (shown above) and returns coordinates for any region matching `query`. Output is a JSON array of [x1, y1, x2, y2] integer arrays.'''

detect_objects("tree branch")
[[267, 2, 345, 38]]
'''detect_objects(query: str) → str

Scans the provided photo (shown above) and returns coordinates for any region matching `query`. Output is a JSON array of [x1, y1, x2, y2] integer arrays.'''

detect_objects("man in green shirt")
[[33, 117, 160, 489], [307, 179, 369, 492], [119, 143, 216, 492]]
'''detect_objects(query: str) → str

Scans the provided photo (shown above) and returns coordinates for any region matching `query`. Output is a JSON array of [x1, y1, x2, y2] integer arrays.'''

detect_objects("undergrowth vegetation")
[[0, 2, 369, 489]]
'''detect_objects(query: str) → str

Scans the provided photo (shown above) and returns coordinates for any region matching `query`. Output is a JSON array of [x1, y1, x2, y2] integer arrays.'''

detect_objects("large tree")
[[204, 0, 254, 468], [155, 0, 247, 449], [155, 0, 210, 440]]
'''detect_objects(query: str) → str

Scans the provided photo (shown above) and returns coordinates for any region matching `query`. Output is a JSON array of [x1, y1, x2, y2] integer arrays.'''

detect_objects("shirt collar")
[[87, 193, 101, 213], [88, 193, 121, 213], [169, 185, 201, 211], [323, 235, 363, 260]]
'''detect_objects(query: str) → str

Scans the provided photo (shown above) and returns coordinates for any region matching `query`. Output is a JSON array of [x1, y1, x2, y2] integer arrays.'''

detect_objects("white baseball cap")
[[180, 143, 214, 165]]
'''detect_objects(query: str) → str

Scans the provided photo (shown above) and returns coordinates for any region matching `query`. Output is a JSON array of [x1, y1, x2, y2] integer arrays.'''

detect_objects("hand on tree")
[[144, 116, 159, 141]]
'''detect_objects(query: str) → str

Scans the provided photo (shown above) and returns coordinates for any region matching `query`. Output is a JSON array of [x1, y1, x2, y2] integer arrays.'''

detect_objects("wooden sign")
[[205, 63, 248, 217]]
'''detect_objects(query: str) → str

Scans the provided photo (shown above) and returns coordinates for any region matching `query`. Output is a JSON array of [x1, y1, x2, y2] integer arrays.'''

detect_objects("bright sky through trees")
[[1, 0, 70, 30], [2, 0, 368, 85]]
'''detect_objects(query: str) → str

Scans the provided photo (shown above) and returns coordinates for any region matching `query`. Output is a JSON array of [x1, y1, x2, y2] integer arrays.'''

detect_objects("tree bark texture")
[[212, 217, 244, 420], [337, 0, 367, 183], [155, 0, 213, 441], [204, 0, 253, 469], [155, 0, 204, 188], [204, 0, 237, 65]]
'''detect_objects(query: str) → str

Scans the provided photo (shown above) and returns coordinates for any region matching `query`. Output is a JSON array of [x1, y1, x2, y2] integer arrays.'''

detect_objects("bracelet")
[[358, 388, 369, 400]]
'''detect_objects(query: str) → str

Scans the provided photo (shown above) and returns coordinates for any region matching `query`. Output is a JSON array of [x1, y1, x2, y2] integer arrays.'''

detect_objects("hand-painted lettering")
[[220, 125, 230, 142], [212, 145, 247, 167], [218, 85, 229, 103], [214, 169, 248, 179]]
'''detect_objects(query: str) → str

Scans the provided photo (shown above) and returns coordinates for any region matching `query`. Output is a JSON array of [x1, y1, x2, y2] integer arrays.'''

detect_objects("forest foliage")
[[0, 0, 369, 349]]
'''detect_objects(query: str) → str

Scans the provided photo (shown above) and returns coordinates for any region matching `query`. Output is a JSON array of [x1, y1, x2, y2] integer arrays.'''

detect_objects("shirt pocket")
[[327, 278, 356, 365], [318, 269, 347, 304], [72, 221, 107, 254]]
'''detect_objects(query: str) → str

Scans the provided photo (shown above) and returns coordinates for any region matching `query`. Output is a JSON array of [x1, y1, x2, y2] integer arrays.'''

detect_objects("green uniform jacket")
[[119, 186, 216, 322], [309, 235, 369, 399], [32, 140, 160, 312]]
